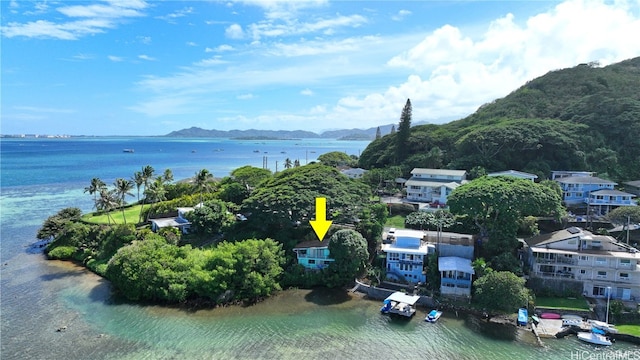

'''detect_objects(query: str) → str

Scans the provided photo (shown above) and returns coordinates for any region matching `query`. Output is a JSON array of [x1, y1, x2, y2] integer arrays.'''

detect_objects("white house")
[[150, 206, 196, 234], [340, 167, 367, 179], [439, 256, 474, 297], [405, 168, 467, 205], [525, 227, 640, 301]]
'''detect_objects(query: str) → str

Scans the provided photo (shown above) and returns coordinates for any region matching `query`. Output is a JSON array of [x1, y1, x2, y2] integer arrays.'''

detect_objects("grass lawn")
[[385, 215, 406, 229], [616, 324, 640, 336], [535, 297, 591, 311], [83, 204, 148, 225]]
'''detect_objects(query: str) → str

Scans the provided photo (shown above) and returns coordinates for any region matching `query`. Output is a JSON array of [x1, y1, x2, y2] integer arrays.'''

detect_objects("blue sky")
[[2, 0, 640, 136]]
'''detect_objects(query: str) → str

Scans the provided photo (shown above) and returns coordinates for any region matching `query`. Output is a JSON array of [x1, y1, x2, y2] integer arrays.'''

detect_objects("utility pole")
[[627, 215, 631, 244]]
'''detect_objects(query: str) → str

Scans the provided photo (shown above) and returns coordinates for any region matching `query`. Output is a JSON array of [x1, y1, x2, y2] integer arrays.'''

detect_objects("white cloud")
[[225, 23, 244, 39], [156, 7, 194, 22], [108, 55, 124, 62], [193, 56, 227, 66], [300, 88, 314, 96], [247, 14, 367, 40], [138, 54, 156, 61], [186, 41, 198, 47], [237, 93, 254, 100], [392, 9, 411, 21], [1, 1, 149, 39]]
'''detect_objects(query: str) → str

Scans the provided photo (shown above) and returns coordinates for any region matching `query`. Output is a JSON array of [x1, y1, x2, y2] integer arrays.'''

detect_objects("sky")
[[2, 0, 640, 136]]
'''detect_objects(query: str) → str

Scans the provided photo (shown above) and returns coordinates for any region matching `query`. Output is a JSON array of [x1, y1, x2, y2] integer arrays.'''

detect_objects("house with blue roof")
[[555, 175, 636, 215]]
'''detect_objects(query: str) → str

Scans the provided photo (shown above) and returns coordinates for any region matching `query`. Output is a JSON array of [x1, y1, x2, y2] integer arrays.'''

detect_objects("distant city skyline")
[[2, 0, 640, 136]]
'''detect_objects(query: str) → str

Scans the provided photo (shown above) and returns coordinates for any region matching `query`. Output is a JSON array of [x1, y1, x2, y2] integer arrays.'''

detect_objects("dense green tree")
[[186, 199, 236, 237], [317, 151, 354, 167], [395, 99, 412, 163], [375, 126, 381, 140], [144, 177, 167, 205], [473, 271, 529, 318], [405, 211, 433, 230], [162, 168, 174, 183], [194, 169, 215, 204], [447, 176, 563, 259], [606, 206, 640, 226], [218, 182, 250, 205], [231, 166, 272, 189], [324, 229, 369, 288], [37, 207, 82, 240], [241, 163, 371, 250]]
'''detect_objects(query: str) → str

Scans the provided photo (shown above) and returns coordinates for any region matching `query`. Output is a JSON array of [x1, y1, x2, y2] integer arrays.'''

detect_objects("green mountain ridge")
[[359, 57, 640, 182]]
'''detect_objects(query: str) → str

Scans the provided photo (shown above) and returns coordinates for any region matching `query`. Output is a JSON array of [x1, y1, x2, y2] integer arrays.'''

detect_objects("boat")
[[577, 328, 612, 346], [380, 292, 420, 318], [122, 148, 134, 153], [540, 312, 562, 319], [587, 320, 619, 334], [517, 308, 528, 326], [425, 310, 442, 323]]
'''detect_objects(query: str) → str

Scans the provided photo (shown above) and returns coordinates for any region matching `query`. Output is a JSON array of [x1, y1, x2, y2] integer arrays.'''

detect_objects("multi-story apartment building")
[[525, 227, 640, 301]]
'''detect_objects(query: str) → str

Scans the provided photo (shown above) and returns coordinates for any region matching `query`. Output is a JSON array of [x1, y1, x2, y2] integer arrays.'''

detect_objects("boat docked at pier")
[[425, 310, 442, 323], [577, 327, 613, 346], [380, 292, 420, 318]]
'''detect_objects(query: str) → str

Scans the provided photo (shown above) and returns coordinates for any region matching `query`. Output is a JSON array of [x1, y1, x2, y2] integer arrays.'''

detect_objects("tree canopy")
[[447, 176, 563, 259], [473, 271, 529, 316], [317, 151, 355, 167], [324, 229, 369, 288]]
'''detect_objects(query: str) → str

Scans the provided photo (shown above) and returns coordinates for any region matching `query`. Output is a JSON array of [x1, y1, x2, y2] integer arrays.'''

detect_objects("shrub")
[[47, 246, 76, 260]]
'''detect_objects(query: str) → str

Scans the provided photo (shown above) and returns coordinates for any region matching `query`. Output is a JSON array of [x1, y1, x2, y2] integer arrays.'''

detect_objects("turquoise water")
[[1, 137, 637, 359]]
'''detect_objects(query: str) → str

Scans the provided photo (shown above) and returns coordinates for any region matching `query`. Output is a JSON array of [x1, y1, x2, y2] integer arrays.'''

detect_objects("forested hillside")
[[359, 57, 640, 182]]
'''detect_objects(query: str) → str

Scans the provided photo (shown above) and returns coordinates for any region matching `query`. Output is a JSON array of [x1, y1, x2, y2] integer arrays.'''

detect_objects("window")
[[619, 273, 629, 280], [568, 239, 577, 245], [580, 269, 586, 274], [308, 259, 316, 264], [580, 256, 589, 261], [595, 257, 607, 265], [389, 253, 399, 261], [620, 259, 631, 266], [597, 271, 607, 278]]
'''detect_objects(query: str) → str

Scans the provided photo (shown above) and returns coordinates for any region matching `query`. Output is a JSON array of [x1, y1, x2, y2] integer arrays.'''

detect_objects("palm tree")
[[132, 171, 144, 203], [138, 165, 155, 223], [163, 168, 174, 184], [193, 169, 214, 204], [84, 177, 106, 212], [284, 158, 293, 169], [143, 177, 167, 221], [114, 178, 134, 224], [96, 188, 118, 225]]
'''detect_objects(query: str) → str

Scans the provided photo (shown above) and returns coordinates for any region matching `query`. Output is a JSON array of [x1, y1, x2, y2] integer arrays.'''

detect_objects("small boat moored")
[[577, 327, 612, 346], [425, 310, 442, 323], [587, 320, 619, 334], [517, 308, 528, 326], [540, 312, 562, 319], [123, 148, 134, 153]]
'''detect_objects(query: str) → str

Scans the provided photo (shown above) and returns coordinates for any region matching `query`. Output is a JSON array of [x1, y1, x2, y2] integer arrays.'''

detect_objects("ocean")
[[0, 137, 636, 360]]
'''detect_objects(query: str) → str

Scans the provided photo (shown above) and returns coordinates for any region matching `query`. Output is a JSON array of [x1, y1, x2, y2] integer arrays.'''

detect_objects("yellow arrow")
[[310, 197, 332, 241]]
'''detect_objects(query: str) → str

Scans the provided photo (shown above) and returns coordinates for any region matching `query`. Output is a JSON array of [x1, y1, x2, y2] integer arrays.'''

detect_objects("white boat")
[[587, 320, 619, 334], [380, 292, 420, 318], [425, 310, 442, 323], [577, 331, 612, 346], [122, 148, 134, 153]]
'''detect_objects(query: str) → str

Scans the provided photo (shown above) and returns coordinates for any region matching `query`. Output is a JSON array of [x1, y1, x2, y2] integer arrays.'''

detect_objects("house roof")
[[524, 227, 588, 247], [405, 179, 461, 190], [293, 239, 329, 249], [150, 217, 190, 228], [590, 189, 636, 197], [410, 168, 467, 177], [556, 176, 616, 185], [384, 292, 420, 305], [488, 170, 538, 179], [624, 180, 640, 188], [439, 256, 475, 274]]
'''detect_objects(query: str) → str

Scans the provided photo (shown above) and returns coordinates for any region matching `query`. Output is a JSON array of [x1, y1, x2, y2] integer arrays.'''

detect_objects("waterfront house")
[[150, 206, 196, 234], [405, 168, 467, 205], [555, 175, 636, 215], [488, 170, 538, 182], [292, 239, 335, 270], [439, 256, 474, 297], [524, 227, 640, 301], [381, 229, 434, 283]]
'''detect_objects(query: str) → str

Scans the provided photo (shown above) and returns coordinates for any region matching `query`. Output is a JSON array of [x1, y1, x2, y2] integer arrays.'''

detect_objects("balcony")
[[536, 271, 575, 279], [441, 277, 472, 287]]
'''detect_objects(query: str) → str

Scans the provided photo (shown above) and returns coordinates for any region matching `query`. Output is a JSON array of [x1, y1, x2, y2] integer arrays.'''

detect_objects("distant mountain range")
[[165, 122, 429, 140]]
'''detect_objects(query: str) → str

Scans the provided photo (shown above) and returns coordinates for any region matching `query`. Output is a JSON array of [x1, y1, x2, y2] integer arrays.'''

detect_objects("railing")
[[536, 271, 575, 279], [441, 278, 472, 287], [535, 257, 577, 265]]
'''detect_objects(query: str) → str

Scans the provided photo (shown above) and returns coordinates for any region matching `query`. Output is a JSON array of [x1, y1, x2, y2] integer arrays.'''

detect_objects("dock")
[[534, 318, 564, 338]]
